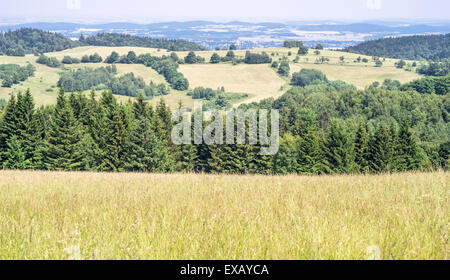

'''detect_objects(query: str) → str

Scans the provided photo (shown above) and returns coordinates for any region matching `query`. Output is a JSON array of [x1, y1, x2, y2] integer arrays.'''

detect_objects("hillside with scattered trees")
[[344, 33, 450, 61]]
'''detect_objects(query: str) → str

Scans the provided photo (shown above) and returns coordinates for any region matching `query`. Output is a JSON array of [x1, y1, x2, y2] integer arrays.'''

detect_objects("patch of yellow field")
[[0, 170, 447, 260], [45, 46, 162, 60], [290, 63, 421, 89], [179, 64, 286, 104]]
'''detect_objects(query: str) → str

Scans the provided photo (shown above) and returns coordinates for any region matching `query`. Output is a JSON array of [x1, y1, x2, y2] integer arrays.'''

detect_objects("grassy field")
[[0, 46, 421, 107], [0, 170, 447, 260]]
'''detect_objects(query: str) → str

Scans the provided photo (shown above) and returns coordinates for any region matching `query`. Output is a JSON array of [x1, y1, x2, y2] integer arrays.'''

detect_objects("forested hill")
[[0, 28, 81, 56], [0, 28, 206, 56], [80, 33, 206, 51], [344, 33, 450, 61]]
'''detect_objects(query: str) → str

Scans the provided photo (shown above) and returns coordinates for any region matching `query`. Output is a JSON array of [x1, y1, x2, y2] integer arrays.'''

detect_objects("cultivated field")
[[0, 46, 421, 107], [179, 64, 286, 104], [0, 170, 447, 260]]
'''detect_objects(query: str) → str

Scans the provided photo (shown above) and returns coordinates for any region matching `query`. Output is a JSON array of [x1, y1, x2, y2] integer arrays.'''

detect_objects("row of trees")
[[416, 59, 450, 76], [0, 63, 36, 87], [1, 88, 447, 173], [36, 54, 62, 68], [244, 51, 272, 64], [57, 66, 169, 99]]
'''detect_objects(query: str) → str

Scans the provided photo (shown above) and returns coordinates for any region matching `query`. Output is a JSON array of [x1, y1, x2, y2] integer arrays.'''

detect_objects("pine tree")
[[368, 124, 392, 172], [101, 107, 127, 171], [322, 121, 353, 173], [42, 88, 83, 171], [2, 137, 26, 170], [15, 89, 41, 168], [272, 133, 299, 174], [0, 94, 18, 162], [354, 123, 370, 172], [297, 124, 321, 174], [393, 120, 419, 171]]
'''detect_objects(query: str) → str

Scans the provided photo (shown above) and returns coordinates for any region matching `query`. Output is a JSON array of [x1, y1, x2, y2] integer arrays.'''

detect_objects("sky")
[[0, 0, 449, 23]]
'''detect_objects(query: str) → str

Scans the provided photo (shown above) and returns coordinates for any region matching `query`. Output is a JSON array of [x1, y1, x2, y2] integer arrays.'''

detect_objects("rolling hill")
[[344, 33, 450, 60]]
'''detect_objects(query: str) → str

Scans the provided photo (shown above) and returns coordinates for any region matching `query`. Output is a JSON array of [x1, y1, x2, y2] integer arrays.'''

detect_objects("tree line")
[[0, 63, 36, 87], [0, 86, 448, 173], [344, 33, 450, 61]]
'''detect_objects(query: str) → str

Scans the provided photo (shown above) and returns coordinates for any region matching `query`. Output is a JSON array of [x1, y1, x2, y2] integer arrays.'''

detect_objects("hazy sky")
[[1, 0, 449, 23]]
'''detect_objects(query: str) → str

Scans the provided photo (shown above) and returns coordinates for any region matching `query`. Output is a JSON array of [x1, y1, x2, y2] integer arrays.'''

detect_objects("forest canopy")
[[344, 33, 450, 61]]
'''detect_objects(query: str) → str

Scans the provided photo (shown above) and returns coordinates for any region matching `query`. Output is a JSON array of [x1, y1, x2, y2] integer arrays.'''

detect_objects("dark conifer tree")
[[354, 123, 370, 172], [42, 88, 83, 170]]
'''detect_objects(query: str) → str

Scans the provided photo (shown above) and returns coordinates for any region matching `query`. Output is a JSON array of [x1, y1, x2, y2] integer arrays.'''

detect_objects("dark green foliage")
[[283, 41, 305, 48], [105, 51, 120, 63], [416, 60, 450, 76], [210, 53, 221, 64], [229, 44, 237, 50], [354, 123, 370, 172], [392, 120, 419, 171], [2, 137, 26, 169], [61, 56, 81, 64], [277, 61, 290, 77], [137, 54, 189, 90], [395, 59, 406, 69], [291, 69, 329, 87], [401, 75, 450, 95], [368, 124, 393, 172], [344, 33, 450, 60], [42, 88, 83, 170], [244, 51, 272, 64], [0, 28, 81, 55], [184, 51, 205, 64], [80, 33, 205, 51], [297, 46, 309, 56], [0, 63, 35, 87], [57, 66, 168, 99], [322, 120, 354, 173], [222, 51, 235, 62], [36, 55, 61, 67]]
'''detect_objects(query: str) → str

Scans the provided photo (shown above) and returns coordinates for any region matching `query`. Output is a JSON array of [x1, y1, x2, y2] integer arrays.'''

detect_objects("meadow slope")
[[0, 170, 447, 260]]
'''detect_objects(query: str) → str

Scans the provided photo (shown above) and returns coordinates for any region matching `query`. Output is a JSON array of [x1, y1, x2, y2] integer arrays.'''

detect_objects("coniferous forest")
[[0, 83, 448, 173]]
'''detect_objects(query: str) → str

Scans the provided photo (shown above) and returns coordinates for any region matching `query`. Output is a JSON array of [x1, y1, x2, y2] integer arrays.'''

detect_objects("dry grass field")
[[0, 170, 447, 260], [179, 64, 286, 104]]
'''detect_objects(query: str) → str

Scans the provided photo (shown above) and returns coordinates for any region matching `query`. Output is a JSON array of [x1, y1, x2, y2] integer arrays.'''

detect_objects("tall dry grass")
[[0, 170, 447, 260]]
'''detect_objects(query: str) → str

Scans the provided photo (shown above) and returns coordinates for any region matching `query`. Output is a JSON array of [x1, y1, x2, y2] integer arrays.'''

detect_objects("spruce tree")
[[0, 94, 18, 162], [354, 123, 370, 172], [272, 133, 299, 174], [368, 124, 392, 172], [43, 88, 83, 171], [322, 121, 353, 173], [15, 89, 40, 168], [2, 137, 26, 170], [393, 120, 419, 171]]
